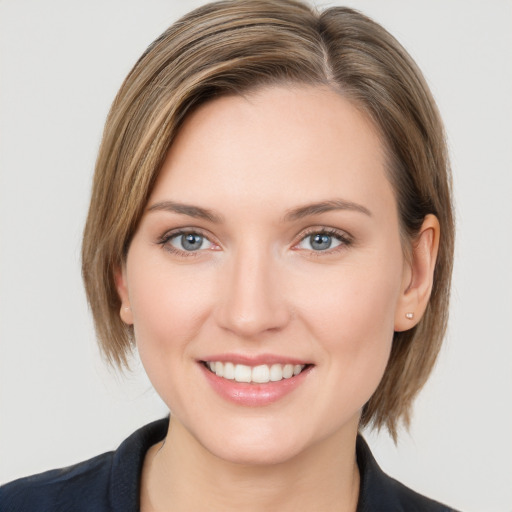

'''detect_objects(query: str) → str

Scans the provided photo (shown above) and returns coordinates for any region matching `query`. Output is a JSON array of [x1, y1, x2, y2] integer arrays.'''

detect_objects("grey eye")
[[297, 233, 343, 251], [310, 234, 332, 250], [170, 233, 212, 251]]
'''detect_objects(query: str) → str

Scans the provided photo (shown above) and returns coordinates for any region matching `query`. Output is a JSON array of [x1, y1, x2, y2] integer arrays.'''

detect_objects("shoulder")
[[0, 452, 114, 512], [376, 473, 458, 512], [0, 418, 169, 512], [356, 436, 460, 512]]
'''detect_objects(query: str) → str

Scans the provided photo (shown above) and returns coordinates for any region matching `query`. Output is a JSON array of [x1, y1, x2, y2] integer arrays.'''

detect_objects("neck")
[[140, 418, 360, 512]]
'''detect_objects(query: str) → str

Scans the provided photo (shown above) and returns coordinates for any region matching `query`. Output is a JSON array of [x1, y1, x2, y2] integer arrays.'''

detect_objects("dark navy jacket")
[[1, 418, 458, 511]]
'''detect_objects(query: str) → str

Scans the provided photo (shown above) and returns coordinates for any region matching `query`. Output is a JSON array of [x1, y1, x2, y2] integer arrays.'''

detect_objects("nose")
[[215, 245, 291, 338]]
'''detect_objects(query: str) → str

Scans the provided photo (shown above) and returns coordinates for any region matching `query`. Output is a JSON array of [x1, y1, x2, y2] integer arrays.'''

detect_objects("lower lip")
[[200, 363, 312, 407]]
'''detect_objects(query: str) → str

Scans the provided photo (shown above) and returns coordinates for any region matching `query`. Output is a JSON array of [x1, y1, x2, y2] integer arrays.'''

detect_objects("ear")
[[114, 264, 134, 325], [394, 214, 440, 332]]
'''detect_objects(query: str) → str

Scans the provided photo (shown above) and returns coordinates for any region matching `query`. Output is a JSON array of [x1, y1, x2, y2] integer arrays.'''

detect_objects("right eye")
[[167, 232, 214, 252]]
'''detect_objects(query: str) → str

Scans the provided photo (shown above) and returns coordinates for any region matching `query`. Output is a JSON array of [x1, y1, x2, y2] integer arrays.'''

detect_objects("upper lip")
[[199, 353, 311, 366]]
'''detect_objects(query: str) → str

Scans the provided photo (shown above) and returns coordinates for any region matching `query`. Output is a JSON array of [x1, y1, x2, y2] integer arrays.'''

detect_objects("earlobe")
[[394, 214, 440, 332], [114, 265, 134, 325]]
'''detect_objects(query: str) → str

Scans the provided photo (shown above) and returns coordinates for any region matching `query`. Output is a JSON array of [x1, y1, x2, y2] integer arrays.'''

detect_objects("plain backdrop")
[[1, 1, 511, 511]]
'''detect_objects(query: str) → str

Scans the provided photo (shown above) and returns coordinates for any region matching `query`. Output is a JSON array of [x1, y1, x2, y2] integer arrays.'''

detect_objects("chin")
[[185, 415, 311, 466], [210, 436, 306, 466]]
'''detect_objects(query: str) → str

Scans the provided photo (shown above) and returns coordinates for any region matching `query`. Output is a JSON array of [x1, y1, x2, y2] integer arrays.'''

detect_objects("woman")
[[1, 0, 458, 510]]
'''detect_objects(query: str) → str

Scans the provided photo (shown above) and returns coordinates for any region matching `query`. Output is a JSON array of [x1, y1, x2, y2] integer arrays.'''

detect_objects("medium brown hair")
[[82, 0, 454, 439]]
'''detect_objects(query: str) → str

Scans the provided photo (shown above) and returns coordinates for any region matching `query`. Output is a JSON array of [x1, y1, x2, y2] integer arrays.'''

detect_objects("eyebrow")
[[146, 198, 371, 224], [283, 199, 372, 221], [146, 201, 223, 223]]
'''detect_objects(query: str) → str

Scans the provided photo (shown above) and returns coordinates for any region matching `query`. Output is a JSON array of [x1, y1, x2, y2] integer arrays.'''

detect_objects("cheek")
[[127, 253, 214, 364], [295, 255, 402, 390], [126, 258, 219, 416]]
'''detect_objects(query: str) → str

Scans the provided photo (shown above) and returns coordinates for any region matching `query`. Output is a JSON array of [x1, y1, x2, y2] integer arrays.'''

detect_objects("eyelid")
[[157, 227, 220, 256], [292, 226, 353, 253]]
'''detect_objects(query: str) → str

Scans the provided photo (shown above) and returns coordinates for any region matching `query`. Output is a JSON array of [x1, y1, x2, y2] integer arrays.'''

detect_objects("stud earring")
[[405, 312, 414, 320], [124, 306, 131, 311]]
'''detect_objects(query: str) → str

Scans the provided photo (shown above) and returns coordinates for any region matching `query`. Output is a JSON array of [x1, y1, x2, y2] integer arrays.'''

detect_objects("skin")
[[116, 85, 439, 512]]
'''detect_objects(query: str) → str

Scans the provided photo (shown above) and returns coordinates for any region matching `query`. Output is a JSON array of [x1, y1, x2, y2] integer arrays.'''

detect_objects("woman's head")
[[82, 0, 453, 440]]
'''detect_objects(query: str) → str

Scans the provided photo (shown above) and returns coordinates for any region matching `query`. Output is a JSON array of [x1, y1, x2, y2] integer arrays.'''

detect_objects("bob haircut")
[[82, 0, 454, 439]]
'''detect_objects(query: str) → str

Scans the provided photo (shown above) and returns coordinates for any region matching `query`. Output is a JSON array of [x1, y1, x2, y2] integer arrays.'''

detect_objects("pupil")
[[182, 234, 202, 251], [311, 234, 331, 250]]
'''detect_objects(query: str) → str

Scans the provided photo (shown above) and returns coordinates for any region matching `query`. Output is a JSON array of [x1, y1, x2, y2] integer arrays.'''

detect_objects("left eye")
[[169, 233, 213, 252], [296, 232, 344, 251]]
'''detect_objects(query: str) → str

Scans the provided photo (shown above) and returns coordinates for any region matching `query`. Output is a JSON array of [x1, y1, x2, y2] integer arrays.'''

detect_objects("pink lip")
[[199, 361, 313, 407], [200, 353, 310, 366]]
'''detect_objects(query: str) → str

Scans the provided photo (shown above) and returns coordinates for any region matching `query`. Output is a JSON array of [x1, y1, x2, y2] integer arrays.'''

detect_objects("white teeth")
[[252, 364, 270, 383], [223, 362, 235, 380], [234, 364, 252, 383], [206, 361, 306, 383], [269, 364, 283, 381], [283, 364, 294, 379]]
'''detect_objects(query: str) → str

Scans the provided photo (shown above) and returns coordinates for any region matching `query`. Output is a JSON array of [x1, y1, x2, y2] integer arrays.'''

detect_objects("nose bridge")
[[216, 240, 289, 337]]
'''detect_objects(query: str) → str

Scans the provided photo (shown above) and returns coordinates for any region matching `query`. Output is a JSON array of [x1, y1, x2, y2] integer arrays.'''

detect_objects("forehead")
[[149, 85, 394, 217]]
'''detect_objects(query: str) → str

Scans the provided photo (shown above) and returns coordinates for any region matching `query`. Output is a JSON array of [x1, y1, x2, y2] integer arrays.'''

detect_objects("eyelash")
[[157, 228, 215, 258], [293, 227, 352, 257], [156, 227, 353, 257]]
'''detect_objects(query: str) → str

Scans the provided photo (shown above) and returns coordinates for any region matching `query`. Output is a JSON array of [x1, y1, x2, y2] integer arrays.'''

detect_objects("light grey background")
[[1, 1, 511, 511]]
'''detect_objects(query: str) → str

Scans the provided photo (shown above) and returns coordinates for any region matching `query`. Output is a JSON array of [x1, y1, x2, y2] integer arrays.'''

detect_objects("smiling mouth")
[[203, 361, 310, 384]]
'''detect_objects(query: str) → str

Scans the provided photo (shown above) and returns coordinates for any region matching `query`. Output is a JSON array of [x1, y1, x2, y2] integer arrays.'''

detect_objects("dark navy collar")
[[108, 417, 169, 512], [355, 435, 455, 511]]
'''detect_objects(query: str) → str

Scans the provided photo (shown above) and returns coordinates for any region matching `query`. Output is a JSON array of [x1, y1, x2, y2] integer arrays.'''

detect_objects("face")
[[118, 86, 411, 465]]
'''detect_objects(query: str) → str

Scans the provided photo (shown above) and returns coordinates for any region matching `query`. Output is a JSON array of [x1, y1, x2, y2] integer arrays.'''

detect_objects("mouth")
[[202, 361, 310, 384], [199, 355, 314, 406]]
